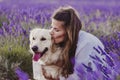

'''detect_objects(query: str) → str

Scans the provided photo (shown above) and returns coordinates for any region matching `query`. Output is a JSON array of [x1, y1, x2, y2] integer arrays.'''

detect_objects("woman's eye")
[[41, 37, 46, 41], [55, 29, 60, 32], [33, 37, 35, 40]]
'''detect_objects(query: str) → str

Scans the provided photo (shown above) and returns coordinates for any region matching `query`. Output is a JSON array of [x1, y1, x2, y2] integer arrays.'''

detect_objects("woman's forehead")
[[51, 19, 64, 28]]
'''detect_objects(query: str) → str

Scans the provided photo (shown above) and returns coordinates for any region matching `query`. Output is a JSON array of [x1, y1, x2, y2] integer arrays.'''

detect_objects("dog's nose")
[[32, 46, 38, 52]]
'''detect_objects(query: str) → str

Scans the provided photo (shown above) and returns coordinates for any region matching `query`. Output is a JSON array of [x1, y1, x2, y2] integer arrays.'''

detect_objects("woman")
[[49, 6, 113, 80]]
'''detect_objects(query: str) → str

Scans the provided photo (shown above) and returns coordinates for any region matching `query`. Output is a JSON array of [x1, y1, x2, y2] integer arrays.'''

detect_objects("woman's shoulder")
[[79, 30, 97, 39], [77, 30, 104, 48], [75, 30, 105, 59]]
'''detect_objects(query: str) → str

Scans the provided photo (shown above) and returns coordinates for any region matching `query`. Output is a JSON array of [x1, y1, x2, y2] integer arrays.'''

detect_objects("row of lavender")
[[0, 2, 120, 79]]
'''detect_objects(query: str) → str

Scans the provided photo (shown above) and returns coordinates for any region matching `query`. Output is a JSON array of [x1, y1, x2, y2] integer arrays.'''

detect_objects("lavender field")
[[0, 0, 120, 80]]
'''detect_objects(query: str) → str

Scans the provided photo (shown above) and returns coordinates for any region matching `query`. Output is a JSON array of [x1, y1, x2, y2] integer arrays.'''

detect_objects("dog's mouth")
[[33, 47, 48, 61]]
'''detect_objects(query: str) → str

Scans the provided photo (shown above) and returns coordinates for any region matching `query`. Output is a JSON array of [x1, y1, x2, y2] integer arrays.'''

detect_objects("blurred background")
[[0, 0, 120, 80]]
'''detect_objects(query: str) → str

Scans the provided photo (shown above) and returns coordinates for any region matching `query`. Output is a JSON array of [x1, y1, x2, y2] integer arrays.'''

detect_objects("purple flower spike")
[[15, 67, 29, 80]]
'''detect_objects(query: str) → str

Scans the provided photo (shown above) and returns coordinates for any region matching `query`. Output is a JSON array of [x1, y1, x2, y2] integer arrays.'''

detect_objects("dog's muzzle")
[[32, 46, 48, 61]]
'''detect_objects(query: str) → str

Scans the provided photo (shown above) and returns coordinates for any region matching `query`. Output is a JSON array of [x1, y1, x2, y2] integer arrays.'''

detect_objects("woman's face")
[[50, 19, 66, 44]]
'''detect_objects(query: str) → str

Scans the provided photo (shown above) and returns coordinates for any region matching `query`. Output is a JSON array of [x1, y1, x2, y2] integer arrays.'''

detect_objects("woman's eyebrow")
[[54, 27, 58, 30]]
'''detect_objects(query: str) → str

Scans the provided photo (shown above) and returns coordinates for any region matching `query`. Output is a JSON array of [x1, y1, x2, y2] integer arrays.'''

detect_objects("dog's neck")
[[39, 47, 63, 66]]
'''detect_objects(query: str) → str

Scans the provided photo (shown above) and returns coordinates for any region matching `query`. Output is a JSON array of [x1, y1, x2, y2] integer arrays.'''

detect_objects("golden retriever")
[[29, 28, 63, 80]]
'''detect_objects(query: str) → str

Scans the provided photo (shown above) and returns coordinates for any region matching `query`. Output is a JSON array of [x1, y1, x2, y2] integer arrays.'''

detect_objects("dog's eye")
[[41, 37, 46, 41], [33, 37, 35, 40]]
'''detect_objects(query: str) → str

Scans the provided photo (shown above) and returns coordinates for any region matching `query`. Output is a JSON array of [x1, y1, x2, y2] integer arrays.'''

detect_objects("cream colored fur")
[[29, 28, 63, 80]]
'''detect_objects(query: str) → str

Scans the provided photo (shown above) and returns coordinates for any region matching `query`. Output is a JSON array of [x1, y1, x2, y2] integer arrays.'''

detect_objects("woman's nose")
[[49, 28, 53, 35]]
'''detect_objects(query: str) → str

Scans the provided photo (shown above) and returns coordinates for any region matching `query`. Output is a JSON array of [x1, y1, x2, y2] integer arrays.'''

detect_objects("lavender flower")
[[15, 67, 29, 80]]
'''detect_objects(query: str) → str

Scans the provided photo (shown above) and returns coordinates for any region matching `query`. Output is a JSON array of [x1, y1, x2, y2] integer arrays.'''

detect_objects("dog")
[[29, 28, 63, 80]]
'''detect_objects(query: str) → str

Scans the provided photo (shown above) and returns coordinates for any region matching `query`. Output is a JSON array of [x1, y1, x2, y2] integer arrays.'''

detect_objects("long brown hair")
[[51, 6, 82, 77]]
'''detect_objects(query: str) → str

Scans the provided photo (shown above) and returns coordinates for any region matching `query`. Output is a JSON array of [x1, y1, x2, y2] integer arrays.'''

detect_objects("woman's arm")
[[60, 41, 106, 80]]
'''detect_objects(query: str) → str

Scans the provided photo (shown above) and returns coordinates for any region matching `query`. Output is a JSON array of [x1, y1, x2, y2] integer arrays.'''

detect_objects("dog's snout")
[[32, 46, 38, 52]]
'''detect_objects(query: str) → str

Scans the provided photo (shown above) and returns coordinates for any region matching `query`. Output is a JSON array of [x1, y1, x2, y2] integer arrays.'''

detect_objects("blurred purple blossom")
[[15, 67, 29, 80]]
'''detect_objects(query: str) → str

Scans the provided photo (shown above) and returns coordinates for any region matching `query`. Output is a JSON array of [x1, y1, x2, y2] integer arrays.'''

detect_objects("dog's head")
[[29, 28, 51, 61]]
